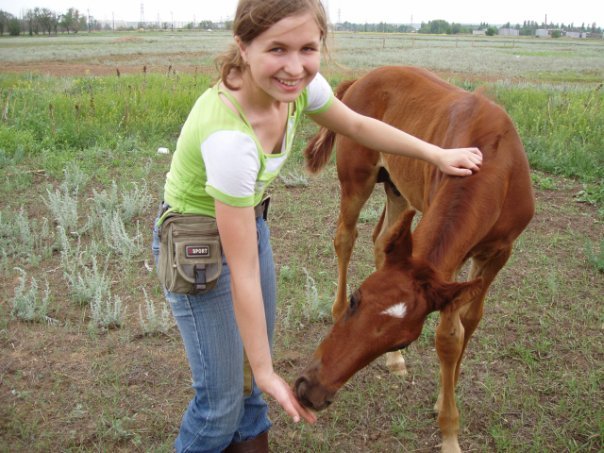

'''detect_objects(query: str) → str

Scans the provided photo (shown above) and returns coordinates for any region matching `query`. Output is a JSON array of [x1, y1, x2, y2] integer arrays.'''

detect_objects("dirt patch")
[[112, 36, 145, 43]]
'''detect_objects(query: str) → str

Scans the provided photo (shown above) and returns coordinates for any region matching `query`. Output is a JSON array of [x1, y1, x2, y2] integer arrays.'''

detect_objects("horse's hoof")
[[392, 369, 408, 377], [388, 363, 408, 377]]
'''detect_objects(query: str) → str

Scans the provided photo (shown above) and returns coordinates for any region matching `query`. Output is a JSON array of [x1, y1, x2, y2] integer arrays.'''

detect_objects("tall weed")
[[138, 288, 172, 336], [0, 208, 53, 266], [62, 246, 112, 306], [585, 239, 604, 273], [89, 290, 124, 330], [302, 267, 330, 321], [100, 211, 143, 260], [120, 181, 153, 221], [11, 268, 54, 324], [44, 183, 79, 232]]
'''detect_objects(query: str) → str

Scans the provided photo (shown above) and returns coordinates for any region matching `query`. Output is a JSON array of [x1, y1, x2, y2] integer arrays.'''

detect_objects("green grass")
[[0, 72, 210, 159], [0, 33, 602, 452]]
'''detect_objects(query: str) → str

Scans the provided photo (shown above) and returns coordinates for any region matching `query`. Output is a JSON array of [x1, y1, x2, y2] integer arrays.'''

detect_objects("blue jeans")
[[152, 216, 275, 453]]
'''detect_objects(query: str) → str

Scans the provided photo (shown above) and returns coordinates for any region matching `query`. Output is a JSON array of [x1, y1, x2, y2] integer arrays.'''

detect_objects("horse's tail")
[[304, 79, 356, 174]]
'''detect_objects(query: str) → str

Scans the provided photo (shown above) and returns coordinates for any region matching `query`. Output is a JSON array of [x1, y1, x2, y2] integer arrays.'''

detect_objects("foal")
[[296, 66, 535, 452]]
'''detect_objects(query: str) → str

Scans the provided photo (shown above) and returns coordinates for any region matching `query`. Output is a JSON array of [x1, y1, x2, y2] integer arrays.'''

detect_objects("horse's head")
[[295, 210, 482, 411]]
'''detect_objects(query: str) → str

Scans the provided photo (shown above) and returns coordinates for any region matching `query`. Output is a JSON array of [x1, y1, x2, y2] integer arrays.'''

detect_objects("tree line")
[[338, 20, 602, 36], [1, 7, 601, 37], [0, 8, 92, 35]]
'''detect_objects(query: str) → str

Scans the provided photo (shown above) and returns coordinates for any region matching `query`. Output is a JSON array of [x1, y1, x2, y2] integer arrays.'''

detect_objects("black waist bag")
[[158, 214, 222, 294]]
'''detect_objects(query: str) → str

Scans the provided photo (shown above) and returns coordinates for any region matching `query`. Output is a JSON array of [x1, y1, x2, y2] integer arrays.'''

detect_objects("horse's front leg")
[[332, 159, 379, 321], [332, 213, 358, 320]]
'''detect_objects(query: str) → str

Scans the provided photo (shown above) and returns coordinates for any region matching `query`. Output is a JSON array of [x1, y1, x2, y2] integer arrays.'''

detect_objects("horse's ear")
[[384, 210, 415, 264], [431, 278, 483, 313]]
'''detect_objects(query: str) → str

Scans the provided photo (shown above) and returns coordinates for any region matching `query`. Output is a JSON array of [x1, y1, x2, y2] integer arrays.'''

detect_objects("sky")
[[0, 0, 601, 27]]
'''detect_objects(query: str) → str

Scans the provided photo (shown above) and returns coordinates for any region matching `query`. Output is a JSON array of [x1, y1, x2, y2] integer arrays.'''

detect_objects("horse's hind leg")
[[374, 180, 411, 376], [373, 178, 411, 269]]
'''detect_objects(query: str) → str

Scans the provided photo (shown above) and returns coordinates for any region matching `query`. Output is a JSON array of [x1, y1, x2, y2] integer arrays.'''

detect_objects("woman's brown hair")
[[217, 0, 328, 90]]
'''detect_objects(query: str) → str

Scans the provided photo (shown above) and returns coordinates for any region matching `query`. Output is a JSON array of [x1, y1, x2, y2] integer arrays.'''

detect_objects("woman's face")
[[237, 12, 322, 104]]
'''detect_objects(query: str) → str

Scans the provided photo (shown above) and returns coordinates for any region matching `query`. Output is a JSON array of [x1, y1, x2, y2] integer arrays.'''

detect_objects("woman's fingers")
[[261, 372, 317, 424]]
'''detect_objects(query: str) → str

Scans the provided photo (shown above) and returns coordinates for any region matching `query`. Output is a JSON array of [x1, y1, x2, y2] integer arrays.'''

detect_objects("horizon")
[[0, 0, 601, 29]]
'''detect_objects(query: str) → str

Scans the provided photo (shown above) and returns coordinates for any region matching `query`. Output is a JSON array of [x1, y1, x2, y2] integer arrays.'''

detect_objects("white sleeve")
[[305, 73, 334, 113], [201, 130, 260, 200]]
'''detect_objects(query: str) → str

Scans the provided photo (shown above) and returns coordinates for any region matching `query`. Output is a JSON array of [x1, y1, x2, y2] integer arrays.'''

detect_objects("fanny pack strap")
[[158, 196, 269, 227], [254, 197, 270, 220]]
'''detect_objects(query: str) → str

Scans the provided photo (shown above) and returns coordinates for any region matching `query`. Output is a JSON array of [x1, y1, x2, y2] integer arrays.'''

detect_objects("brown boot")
[[222, 431, 269, 453]]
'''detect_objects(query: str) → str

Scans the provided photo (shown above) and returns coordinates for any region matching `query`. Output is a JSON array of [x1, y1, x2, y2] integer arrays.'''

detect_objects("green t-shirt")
[[162, 73, 334, 219]]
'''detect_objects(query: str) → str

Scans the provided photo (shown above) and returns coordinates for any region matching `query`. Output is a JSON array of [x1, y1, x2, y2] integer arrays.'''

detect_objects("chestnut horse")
[[295, 66, 534, 452]]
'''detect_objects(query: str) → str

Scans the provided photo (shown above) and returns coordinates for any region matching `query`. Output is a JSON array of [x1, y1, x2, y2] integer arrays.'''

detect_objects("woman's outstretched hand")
[[257, 371, 317, 424], [436, 146, 483, 176]]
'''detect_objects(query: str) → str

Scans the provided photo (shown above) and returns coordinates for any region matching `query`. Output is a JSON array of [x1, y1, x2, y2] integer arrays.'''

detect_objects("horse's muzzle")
[[294, 375, 336, 411]]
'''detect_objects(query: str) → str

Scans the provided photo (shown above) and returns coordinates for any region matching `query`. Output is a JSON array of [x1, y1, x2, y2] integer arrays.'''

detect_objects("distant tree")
[[199, 20, 214, 30], [450, 23, 462, 34], [0, 10, 13, 35], [419, 20, 451, 34], [60, 8, 82, 34], [78, 14, 87, 32], [38, 8, 58, 35], [24, 8, 39, 35], [8, 17, 20, 36], [486, 26, 498, 36], [519, 20, 538, 36], [551, 30, 562, 38], [396, 24, 414, 33]]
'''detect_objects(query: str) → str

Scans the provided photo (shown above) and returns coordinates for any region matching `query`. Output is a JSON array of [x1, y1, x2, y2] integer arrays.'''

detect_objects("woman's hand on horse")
[[437, 146, 483, 176]]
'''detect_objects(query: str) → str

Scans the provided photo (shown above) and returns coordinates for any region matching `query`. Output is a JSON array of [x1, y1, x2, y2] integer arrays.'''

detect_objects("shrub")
[[138, 288, 172, 336], [90, 290, 124, 330], [11, 268, 55, 324]]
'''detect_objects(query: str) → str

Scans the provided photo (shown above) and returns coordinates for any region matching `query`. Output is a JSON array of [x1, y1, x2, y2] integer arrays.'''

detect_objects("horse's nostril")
[[294, 377, 309, 399]]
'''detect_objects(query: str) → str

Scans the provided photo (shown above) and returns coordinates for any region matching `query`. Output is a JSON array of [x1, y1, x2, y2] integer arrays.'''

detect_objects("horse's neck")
[[411, 190, 478, 279]]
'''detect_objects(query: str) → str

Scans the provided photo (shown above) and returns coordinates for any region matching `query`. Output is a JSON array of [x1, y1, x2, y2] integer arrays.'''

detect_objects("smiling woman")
[[153, 2, 330, 452]]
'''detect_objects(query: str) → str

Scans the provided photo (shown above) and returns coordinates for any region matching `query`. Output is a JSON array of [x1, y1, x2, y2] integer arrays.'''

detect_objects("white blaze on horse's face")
[[380, 302, 408, 319]]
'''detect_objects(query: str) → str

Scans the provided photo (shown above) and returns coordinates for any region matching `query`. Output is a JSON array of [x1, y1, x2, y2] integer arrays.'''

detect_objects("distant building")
[[566, 31, 587, 38], [499, 28, 519, 36], [535, 29, 549, 38], [472, 30, 486, 35]]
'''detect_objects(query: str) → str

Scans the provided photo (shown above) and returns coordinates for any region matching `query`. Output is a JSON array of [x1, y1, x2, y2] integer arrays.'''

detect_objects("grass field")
[[0, 31, 603, 452]]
